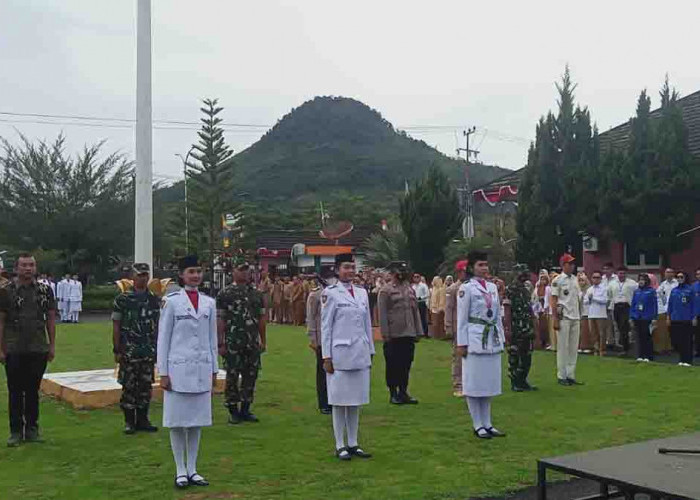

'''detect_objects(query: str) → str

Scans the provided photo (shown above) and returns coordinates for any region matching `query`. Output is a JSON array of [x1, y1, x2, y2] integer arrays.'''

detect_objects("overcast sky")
[[1, 0, 699, 183]]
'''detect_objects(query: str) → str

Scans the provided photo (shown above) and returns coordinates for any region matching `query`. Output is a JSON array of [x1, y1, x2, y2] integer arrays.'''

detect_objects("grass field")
[[0, 321, 698, 500]]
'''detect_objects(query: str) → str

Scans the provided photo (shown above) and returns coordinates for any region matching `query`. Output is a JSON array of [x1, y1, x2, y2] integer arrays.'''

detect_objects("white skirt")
[[69, 300, 82, 313], [327, 369, 370, 406], [462, 353, 502, 398], [163, 390, 212, 428]]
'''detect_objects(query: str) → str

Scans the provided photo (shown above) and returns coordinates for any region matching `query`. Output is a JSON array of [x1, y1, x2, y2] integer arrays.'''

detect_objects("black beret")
[[335, 253, 355, 266], [178, 255, 200, 271], [386, 261, 409, 272]]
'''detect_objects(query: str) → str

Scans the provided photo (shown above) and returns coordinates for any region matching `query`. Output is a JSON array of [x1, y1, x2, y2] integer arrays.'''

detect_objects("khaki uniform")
[[377, 282, 421, 395], [282, 282, 293, 323], [291, 281, 305, 326], [551, 273, 582, 380], [444, 280, 462, 393], [306, 286, 329, 411], [271, 281, 284, 323]]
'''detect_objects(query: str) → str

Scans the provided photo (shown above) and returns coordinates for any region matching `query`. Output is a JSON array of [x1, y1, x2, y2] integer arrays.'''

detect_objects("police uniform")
[[321, 254, 374, 459], [551, 256, 582, 384], [505, 265, 537, 392], [217, 259, 265, 423], [306, 281, 330, 413], [112, 263, 161, 433], [668, 282, 695, 365], [456, 259, 506, 438], [377, 261, 421, 404]]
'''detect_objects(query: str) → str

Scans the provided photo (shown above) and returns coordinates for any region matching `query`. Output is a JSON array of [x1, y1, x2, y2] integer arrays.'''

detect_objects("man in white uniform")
[[56, 274, 70, 323], [608, 267, 637, 354], [551, 253, 583, 386], [321, 253, 374, 461], [655, 268, 677, 354], [68, 275, 83, 323]]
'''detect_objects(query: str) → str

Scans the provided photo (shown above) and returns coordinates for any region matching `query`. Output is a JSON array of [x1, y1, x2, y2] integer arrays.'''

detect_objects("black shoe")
[[135, 406, 158, 432], [174, 475, 189, 489], [523, 383, 539, 391], [24, 427, 44, 442], [188, 473, 209, 487], [123, 408, 137, 435], [511, 383, 526, 392], [390, 394, 404, 405], [567, 378, 584, 386], [320, 407, 332, 415], [336, 447, 352, 461], [473, 427, 492, 439], [347, 446, 372, 458], [7, 433, 21, 447], [399, 392, 418, 404], [558, 378, 572, 386], [227, 406, 243, 425], [240, 402, 259, 422], [486, 427, 506, 438]]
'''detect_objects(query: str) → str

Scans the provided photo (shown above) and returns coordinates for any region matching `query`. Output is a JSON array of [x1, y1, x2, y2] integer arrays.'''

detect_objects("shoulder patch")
[[459, 290, 465, 298]]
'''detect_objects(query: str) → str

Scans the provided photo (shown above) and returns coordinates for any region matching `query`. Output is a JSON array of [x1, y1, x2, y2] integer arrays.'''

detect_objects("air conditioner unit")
[[582, 236, 599, 252]]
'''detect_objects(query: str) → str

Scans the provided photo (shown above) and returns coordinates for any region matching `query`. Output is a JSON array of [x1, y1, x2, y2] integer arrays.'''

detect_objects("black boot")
[[399, 386, 418, 404], [511, 380, 525, 392], [389, 387, 403, 405], [135, 405, 158, 432], [228, 404, 242, 425], [240, 402, 259, 422], [123, 408, 136, 435]]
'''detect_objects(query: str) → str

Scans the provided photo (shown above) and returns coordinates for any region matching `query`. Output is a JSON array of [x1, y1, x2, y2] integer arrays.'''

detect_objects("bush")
[[82, 285, 118, 311]]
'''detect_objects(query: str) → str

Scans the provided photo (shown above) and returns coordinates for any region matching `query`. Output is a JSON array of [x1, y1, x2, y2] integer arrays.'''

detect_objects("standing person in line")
[[217, 257, 266, 424], [412, 273, 429, 337], [630, 273, 657, 363], [58, 274, 71, 323], [601, 263, 619, 351], [584, 271, 611, 356], [271, 277, 284, 324], [445, 262, 467, 397], [291, 276, 305, 326], [655, 268, 677, 355], [0, 253, 56, 447], [608, 267, 637, 355], [321, 254, 374, 461], [551, 254, 583, 386], [577, 272, 593, 354], [68, 274, 83, 323], [157, 255, 218, 489], [429, 276, 446, 339], [456, 251, 506, 440], [257, 272, 273, 323], [112, 263, 161, 434], [282, 277, 293, 324], [532, 270, 550, 350], [667, 271, 695, 367], [691, 268, 700, 357], [504, 264, 537, 392], [306, 272, 333, 415], [55, 274, 66, 323], [547, 271, 559, 351], [378, 261, 421, 405]]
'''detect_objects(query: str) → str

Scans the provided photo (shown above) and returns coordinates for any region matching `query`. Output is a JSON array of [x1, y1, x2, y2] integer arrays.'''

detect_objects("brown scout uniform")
[[444, 280, 463, 394]]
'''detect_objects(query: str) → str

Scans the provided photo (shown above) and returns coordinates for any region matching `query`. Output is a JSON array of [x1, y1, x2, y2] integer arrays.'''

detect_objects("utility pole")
[[134, 0, 153, 269], [456, 127, 478, 239]]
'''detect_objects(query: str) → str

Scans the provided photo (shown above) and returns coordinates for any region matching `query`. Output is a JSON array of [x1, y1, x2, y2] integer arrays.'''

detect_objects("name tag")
[[175, 314, 193, 320], [337, 304, 351, 308]]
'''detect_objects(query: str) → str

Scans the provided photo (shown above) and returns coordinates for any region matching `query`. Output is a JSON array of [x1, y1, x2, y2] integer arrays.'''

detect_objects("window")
[[624, 243, 661, 268]]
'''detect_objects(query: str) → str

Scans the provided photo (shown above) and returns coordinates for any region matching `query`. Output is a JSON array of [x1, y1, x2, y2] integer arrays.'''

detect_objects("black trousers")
[[694, 317, 700, 356], [383, 337, 416, 391], [613, 303, 631, 351], [315, 348, 329, 410], [671, 321, 694, 365], [4, 352, 48, 434], [417, 302, 429, 336], [634, 320, 654, 360]]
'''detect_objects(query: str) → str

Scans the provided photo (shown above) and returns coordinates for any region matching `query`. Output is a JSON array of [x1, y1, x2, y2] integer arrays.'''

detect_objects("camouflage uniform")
[[217, 283, 264, 407], [112, 290, 161, 410], [506, 276, 535, 390]]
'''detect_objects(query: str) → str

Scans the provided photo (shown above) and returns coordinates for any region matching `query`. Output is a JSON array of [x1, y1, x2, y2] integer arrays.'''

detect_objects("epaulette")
[[166, 291, 179, 297], [327, 284, 337, 289]]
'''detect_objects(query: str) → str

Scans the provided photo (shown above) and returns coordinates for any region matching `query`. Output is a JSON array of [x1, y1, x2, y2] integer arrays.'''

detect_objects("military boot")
[[511, 380, 526, 392], [398, 387, 418, 404], [228, 404, 243, 425], [24, 426, 44, 442], [240, 402, 259, 423], [123, 408, 137, 435], [135, 405, 158, 432], [389, 387, 403, 405], [7, 432, 21, 447]]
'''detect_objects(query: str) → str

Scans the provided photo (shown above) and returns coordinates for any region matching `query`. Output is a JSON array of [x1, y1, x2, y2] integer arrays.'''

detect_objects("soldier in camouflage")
[[216, 257, 267, 424], [112, 263, 161, 434], [504, 264, 538, 392]]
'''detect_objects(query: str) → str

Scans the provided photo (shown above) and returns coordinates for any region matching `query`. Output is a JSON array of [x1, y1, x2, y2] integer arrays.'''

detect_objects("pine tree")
[[186, 98, 236, 271]]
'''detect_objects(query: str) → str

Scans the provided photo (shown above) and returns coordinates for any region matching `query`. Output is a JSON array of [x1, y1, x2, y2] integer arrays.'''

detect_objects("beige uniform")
[[444, 280, 462, 393], [551, 273, 582, 380]]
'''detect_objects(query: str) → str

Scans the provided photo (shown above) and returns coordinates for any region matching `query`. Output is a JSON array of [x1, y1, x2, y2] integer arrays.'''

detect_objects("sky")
[[1, 0, 699, 184]]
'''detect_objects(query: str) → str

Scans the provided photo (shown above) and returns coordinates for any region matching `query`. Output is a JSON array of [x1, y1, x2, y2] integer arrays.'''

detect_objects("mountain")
[[229, 96, 510, 201]]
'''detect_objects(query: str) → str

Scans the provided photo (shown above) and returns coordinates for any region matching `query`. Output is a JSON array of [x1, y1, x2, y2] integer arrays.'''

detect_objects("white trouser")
[[557, 318, 580, 380]]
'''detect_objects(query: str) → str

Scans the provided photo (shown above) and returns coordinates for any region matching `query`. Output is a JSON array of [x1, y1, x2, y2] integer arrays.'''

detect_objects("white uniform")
[[321, 282, 374, 406], [456, 278, 505, 397], [67, 279, 83, 321], [157, 289, 218, 428], [551, 273, 582, 380]]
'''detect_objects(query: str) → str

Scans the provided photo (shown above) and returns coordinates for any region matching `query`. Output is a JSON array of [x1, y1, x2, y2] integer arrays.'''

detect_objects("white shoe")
[[678, 362, 684, 366], [453, 391, 464, 397], [545, 346, 553, 351], [636, 358, 644, 362], [644, 359, 650, 363]]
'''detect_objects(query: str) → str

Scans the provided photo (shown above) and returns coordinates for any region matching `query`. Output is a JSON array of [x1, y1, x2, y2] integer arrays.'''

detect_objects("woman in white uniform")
[[456, 251, 507, 440], [321, 253, 374, 461], [157, 255, 218, 489]]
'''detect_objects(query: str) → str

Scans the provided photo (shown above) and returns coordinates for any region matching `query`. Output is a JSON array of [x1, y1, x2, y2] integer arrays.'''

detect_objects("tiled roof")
[[255, 229, 372, 251], [599, 89, 700, 158], [473, 167, 525, 190]]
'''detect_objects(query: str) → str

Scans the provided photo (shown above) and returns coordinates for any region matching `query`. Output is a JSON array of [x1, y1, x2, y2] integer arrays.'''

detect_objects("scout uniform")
[[291, 278, 305, 326], [445, 261, 466, 396], [551, 254, 582, 385], [377, 261, 421, 405], [505, 264, 537, 392], [112, 263, 161, 434], [217, 259, 265, 424], [306, 279, 330, 413]]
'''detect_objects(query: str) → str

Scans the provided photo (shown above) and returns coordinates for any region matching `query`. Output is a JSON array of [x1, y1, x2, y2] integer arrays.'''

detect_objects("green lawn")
[[0, 322, 698, 500]]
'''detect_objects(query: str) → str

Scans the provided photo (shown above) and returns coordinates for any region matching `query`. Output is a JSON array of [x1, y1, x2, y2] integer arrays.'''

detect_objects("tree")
[[186, 98, 236, 271], [399, 165, 461, 277], [360, 228, 409, 268], [0, 134, 133, 279], [516, 66, 600, 268]]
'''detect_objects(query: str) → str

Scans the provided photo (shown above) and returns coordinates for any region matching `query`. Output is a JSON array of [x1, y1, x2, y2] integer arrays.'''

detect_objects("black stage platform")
[[537, 433, 700, 500]]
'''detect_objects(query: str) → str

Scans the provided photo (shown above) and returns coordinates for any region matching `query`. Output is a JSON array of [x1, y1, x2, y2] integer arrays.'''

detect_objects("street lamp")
[[175, 146, 195, 253]]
